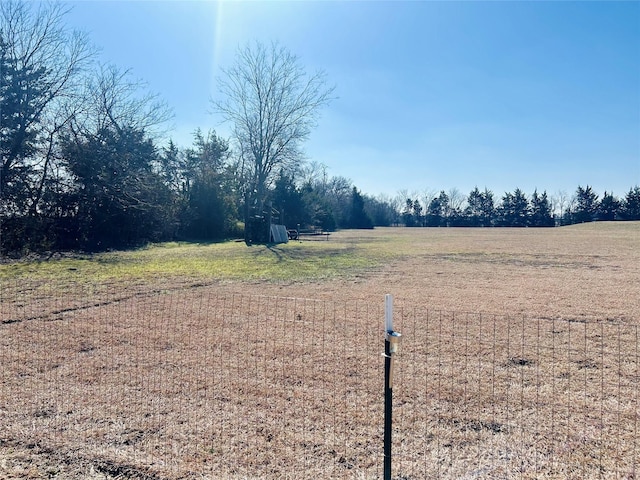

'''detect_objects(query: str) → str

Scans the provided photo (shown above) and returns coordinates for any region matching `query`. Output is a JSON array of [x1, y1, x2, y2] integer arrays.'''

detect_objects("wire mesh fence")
[[392, 309, 638, 479], [1, 279, 638, 479]]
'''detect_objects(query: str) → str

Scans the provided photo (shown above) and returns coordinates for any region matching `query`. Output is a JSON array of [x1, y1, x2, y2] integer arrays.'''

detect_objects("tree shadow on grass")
[[259, 244, 352, 264]]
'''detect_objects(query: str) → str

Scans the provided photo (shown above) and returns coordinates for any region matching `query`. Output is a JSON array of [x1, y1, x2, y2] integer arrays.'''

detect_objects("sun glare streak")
[[211, 0, 227, 88]]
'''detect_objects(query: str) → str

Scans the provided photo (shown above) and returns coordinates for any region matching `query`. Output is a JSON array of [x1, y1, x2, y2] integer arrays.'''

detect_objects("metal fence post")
[[384, 294, 401, 480]]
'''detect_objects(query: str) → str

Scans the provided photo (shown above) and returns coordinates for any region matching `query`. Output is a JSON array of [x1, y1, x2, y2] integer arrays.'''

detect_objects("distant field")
[[1, 222, 638, 479], [2, 221, 639, 321]]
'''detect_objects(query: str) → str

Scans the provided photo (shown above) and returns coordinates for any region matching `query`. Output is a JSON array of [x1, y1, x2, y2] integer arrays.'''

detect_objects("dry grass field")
[[1, 223, 638, 479]]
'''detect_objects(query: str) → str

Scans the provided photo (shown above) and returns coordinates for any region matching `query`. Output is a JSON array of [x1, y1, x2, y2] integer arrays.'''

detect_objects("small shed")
[[270, 224, 289, 244]]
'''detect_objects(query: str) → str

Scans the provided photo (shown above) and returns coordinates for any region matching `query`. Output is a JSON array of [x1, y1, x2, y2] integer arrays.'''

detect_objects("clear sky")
[[65, 0, 639, 200]]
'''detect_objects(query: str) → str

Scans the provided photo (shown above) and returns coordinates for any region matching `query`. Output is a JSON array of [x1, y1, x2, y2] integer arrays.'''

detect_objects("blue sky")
[[65, 0, 639, 200]]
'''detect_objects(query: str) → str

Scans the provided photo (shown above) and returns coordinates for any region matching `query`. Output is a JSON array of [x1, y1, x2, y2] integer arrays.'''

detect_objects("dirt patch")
[[0, 439, 155, 479]]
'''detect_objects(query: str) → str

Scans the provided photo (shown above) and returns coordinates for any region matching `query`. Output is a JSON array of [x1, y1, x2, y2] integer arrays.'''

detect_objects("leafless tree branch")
[[211, 41, 335, 212]]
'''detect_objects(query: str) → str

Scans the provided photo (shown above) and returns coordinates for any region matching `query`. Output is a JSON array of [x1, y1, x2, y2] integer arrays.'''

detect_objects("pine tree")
[[597, 192, 620, 221], [62, 126, 170, 249], [465, 187, 483, 226], [530, 190, 554, 227], [0, 44, 47, 213], [402, 198, 415, 227], [498, 189, 529, 226], [480, 188, 495, 226], [620, 186, 640, 220], [348, 187, 373, 229], [574, 185, 599, 223]]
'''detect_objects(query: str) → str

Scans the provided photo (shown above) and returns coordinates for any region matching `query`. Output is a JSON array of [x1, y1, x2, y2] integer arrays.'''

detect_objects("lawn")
[[1, 222, 638, 479]]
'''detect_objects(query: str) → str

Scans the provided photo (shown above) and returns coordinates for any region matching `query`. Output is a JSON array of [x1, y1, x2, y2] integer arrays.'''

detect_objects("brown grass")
[[1, 223, 638, 479]]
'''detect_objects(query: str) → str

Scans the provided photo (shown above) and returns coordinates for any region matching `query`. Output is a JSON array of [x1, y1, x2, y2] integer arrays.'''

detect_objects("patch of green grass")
[[0, 237, 393, 284], [5, 222, 639, 286]]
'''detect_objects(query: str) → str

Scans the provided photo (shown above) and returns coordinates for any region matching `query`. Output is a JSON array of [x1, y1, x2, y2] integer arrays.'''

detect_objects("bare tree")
[[552, 190, 568, 224], [566, 192, 577, 224], [421, 189, 437, 215], [68, 64, 172, 141], [301, 160, 328, 191], [448, 187, 465, 215], [0, 0, 94, 215], [211, 42, 334, 240]]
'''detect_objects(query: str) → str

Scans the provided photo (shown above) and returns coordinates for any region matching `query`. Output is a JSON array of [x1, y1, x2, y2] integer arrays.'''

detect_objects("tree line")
[[396, 185, 640, 228], [1, 2, 638, 255], [0, 2, 374, 253]]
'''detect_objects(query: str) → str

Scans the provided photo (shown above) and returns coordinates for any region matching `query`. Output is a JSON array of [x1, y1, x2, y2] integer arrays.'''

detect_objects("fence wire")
[[392, 308, 638, 479], [1, 279, 638, 479]]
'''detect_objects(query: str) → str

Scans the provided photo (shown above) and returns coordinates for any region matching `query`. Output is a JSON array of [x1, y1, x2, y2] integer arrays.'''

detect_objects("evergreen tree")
[[498, 189, 529, 226], [530, 190, 554, 227], [181, 130, 236, 240], [573, 185, 599, 223], [620, 186, 640, 220], [402, 198, 415, 227], [0, 43, 47, 215], [597, 191, 620, 221], [158, 140, 183, 192], [465, 187, 494, 226], [272, 170, 308, 228], [413, 199, 423, 226], [1, 1, 93, 222], [348, 187, 373, 229], [425, 191, 450, 226], [480, 188, 495, 226], [62, 126, 171, 249], [465, 187, 483, 226]]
